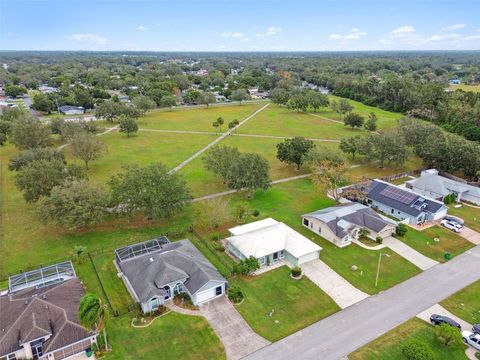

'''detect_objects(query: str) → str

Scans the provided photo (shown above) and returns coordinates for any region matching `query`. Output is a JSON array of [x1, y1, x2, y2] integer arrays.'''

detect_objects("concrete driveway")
[[199, 296, 270, 360], [417, 303, 473, 330], [383, 236, 439, 270], [301, 260, 369, 309], [459, 226, 480, 245]]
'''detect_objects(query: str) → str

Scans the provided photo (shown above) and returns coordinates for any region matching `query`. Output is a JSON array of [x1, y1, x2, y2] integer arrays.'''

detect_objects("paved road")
[[246, 245, 480, 360]]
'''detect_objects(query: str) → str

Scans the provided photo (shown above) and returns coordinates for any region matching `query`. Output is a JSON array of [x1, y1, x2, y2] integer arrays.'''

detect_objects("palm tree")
[[78, 293, 109, 351]]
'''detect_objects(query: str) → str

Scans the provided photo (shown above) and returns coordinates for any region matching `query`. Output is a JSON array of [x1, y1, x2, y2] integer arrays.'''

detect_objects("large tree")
[[78, 293, 108, 351], [339, 136, 363, 160], [109, 163, 191, 219], [70, 133, 106, 170], [132, 95, 156, 115], [38, 179, 107, 229], [15, 159, 84, 203], [10, 113, 52, 149], [198, 91, 216, 108], [202, 146, 241, 183], [344, 112, 365, 130], [9, 147, 65, 171], [118, 115, 138, 137], [226, 153, 271, 197], [276, 137, 315, 170], [230, 89, 250, 105], [364, 112, 378, 132], [359, 132, 408, 168]]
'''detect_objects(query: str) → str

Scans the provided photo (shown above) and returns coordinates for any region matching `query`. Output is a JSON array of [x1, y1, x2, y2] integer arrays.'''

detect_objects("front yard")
[[448, 204, 480, 233], [441, 280, 480, 325], [397, 226, 474, 263], [232, 266, 340, 342], [349, 318, 468, 360]]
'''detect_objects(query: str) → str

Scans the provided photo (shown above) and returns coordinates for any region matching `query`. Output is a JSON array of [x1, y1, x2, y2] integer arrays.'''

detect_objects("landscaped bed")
[[396, 225, 474, 263], [349, 318, 468, 360], [231, 266, 340, 342]]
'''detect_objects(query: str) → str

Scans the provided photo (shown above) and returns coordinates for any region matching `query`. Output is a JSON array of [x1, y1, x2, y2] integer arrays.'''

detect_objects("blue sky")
[[1, 0, 479, 51]]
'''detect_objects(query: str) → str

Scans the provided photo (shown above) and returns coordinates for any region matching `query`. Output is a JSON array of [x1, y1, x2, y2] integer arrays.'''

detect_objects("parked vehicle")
[[444, 215, 464, 226], [440, 219, 461, 233], [430, 314, 461, 329], [473, 324, 480, 334], [462, 330, 480, 350]]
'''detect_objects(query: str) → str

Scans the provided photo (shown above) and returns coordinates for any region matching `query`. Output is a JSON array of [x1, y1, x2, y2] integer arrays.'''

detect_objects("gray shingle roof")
[[304, 203, 393, 237], [117, 239, 227, 302], [367, 180, 445, 217], [0, 278, 91, 357]]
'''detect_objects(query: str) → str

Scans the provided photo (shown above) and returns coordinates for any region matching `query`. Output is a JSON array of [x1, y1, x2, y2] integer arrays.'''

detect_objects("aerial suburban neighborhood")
[[1, 1, 480, 360]]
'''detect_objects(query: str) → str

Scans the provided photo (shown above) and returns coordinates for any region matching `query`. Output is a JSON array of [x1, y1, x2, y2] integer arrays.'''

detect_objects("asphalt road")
[[245, 245, 480, 360]]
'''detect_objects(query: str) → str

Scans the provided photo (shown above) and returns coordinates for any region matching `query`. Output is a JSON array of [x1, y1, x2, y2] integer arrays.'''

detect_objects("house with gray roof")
[[406, 169, 480, 206], [302, 203, 396, 247], [0, 262, 97, 360], [367, 179, 447, 225], [58, 105, 84, 115], [115, 238, 228, 314]]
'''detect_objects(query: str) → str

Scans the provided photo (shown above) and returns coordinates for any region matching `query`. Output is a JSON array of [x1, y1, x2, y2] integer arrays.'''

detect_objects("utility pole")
[[375, 253, 390, 287]]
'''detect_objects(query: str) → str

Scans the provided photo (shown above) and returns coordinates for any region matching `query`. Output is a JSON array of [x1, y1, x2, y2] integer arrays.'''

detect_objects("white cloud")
[[67, 33, 107, 45], [256, 26, 282, 38], [464, 34, 480, 41], [136, 25, 147, 31], [329, 28, 367, 41], [427, 33, 460, 42], [240, 37, 250, 42], [391, 26, 415, 36], [220, 32, 245, 38], [442, 24, 465, 32]]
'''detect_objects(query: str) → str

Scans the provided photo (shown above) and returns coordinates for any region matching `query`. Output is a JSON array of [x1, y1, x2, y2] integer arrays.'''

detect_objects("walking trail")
[[56, 125, 119, 151], [170, 103, 271, 173]]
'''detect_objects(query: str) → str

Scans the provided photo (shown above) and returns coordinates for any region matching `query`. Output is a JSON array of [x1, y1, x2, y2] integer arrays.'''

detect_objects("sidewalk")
[[383, 236, 439, 270]]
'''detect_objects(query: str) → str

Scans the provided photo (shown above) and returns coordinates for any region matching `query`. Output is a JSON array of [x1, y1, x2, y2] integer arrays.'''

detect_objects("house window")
[[215, 286, 222, 296], [391, 209, 394, 214], [150, 297, 160, 311], [31, 339, 43, 359], [318, 227, 321, 234], [173, 282, 183, 296], [163, 285, 171, 300], [303, 218, 309, 226], [280, 250, 285, 258], [2, 354, 17, 360], [258, 256, 266, 265]]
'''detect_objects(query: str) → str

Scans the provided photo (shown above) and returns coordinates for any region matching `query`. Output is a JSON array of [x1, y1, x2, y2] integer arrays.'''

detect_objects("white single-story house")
[[115, 237, 228, 314], [302, 203, 396, 247], [406, 169, 480, 206], [58, 105, 85, 115], [226, 218, 322, 268], [367, 179, 448, 225]]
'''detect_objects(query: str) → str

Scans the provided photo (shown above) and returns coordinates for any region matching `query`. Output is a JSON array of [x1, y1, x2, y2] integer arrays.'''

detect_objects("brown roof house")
[[0, 261, 97, 360]]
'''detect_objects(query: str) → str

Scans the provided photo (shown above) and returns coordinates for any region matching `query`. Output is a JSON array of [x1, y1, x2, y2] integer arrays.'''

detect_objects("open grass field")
[[232, 266, 340, 342], [441, 280, 480, 325], [450, 84, 480, 93], [104, 313, 225, 360], [396, 226, 475, 263], [137, 103, 266, 131], [349, 318, 468, 360], [448, 204, 480, 233]]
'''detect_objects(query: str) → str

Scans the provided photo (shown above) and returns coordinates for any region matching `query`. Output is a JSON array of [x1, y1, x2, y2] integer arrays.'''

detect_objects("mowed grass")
[[349, 318, 468, 360], [63, 131, 217, 183], [448, 204, 480, 233], [441, 280, 480, 325], [232, 266, 340, 342], [396, 226, 474, 263], [232, 180, 421, 294], [240, 104, 360, 139], [137, 103, 266, 131], [105, 313, 225, 360]]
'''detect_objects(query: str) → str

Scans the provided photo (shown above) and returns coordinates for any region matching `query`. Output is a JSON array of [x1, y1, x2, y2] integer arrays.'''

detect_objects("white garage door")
[[195, 287, 217, 304], [297, 251, 320, 265]]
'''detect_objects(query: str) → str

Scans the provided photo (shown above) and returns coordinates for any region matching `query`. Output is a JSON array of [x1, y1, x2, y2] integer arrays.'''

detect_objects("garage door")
[[297, 251, 320, 265], [195, 286, 217, 304]]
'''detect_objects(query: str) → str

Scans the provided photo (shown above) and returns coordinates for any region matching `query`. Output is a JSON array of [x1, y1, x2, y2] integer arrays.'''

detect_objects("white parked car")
[[440, 219, 460, 233], [462, 330, 480, 350]]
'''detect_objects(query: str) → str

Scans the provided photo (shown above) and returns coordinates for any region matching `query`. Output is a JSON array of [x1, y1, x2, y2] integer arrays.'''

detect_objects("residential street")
[[246, 245, 480, 360]]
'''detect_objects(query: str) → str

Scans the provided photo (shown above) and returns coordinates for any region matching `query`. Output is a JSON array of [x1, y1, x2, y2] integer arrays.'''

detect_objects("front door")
[[31, 339, 44, 359], [273, 252, 279, 262]]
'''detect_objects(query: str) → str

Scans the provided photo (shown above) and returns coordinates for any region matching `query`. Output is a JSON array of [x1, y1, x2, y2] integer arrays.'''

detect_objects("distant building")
[[449, 79, 461, 85], [39, 84, 58, 93], [58, 105, 85, 115]]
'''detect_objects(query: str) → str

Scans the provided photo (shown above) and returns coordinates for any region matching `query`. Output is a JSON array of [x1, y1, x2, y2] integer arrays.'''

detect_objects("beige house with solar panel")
[[367, 179, 448, 224]]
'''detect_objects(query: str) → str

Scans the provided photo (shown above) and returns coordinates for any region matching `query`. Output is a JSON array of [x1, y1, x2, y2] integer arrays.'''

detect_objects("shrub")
[[210, 233, 220, 241], [359, 227, 370, 240], [228, 285, 244, 303], [401, 339, 436, 360], [252, 209, 260, 217], [443, 193, 456, 205], [435, 323, 462, 347], [291, 266, 302, 277], [232, 256, 260, 275], [376, 236, 383, 244], [396, 223, 408, 237], [212, 242, 225, 252]]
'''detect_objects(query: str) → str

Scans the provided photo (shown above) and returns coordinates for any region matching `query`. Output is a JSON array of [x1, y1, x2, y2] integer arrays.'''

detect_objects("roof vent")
[[42, 294, 47, 300], [24, 300, 28, 306], [149, 258, 154, 263]]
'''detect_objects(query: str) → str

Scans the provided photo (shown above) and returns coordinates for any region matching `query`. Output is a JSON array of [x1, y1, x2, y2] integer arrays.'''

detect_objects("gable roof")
[[0, 278, 91, 357], [227, 218, 321, 259], [367, 179, 446, 217], [117, 239, 226, 303], [304, 203, 394, 238]]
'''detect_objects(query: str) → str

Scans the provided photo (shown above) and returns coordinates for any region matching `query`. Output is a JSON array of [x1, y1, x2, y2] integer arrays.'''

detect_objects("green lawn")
[[232, 266, 340, 342], [240, 104, 361, 139], [349, 318, 468, 360], [137, 103, 265, 131], [441, 280, 480, 325], [104, 313, 225, 360], [448, 204, 480, 233], [450, 84, 480, 93], [231, 180, 421, 294], [397, 226, 474, 263]]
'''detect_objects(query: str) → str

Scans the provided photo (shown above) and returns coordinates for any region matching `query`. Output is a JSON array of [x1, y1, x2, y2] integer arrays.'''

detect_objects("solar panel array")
[[115, 236, 170, 262], [379, 186, 417, 204]]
